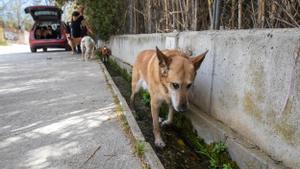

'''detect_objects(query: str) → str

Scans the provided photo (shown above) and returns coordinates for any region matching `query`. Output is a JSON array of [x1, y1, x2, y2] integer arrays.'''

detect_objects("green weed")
[[95, 50, 101, 60], [173, 113, 238, 169], [135, 141, 145, 156], [107, 59, 132, 82], [140, 90, 150, 106]]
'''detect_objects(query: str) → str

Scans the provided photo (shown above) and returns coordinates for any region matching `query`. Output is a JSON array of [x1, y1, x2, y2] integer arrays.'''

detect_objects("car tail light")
[[61, 31, 65, 39], [30, 31, 35, 40]]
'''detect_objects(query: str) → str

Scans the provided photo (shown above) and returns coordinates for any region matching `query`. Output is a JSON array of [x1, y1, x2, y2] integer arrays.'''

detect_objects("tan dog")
[[130, 47, 208, 147], [67, 36, 82, 54], [99, 46, 111, 62]]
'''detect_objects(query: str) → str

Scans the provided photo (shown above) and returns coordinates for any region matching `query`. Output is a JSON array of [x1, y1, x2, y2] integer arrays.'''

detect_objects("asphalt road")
[[0, 46, 142, 169]]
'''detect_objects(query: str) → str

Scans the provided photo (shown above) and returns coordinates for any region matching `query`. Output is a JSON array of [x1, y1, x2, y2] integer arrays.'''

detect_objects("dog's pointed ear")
[[190, 50, 208, 71], [156, 47, 172, 68]]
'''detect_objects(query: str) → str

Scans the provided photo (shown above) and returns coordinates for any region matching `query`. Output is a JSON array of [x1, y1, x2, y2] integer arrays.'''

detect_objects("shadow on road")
[[0, 51, 141, 169]]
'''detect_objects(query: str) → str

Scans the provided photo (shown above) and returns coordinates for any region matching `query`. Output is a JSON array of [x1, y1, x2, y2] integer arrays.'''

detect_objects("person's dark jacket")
[[71, 15, 84, 38]]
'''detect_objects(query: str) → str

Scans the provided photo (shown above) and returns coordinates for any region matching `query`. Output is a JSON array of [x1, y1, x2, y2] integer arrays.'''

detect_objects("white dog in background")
[[80, 36, 96, 61]]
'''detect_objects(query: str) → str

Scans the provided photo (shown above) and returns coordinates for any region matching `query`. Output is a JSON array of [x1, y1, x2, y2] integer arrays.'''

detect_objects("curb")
[[99, 61, 165, 169]]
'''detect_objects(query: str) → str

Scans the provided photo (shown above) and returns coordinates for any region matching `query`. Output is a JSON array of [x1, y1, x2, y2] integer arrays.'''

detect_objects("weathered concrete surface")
[[0, 48, 142, 169], [187, 104, 287, 169], [107, 29, 300, 169], [99, 61, 165, 169], [109, 33, 167, 64]]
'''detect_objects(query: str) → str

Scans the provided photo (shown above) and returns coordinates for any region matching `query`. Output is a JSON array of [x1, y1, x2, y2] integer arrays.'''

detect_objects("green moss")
[[281, 98, 293, 115], [115, 102, 124, 112], [275, 119, 296, 144], [135, 141, 145, 157], [243, 92, 262, 120]]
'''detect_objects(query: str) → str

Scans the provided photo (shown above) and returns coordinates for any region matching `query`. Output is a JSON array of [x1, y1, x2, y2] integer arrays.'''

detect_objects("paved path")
[[0, 46, 142, 169]]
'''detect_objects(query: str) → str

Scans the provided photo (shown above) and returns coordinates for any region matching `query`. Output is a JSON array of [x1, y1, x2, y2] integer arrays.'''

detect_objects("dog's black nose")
[[178, 103, 187, 112]]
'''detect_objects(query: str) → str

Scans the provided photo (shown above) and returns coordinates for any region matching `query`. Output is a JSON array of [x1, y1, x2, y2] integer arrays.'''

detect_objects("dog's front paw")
[[161, 120, 171, 127], [155, 139, 166, 148], [159, 117, 164, 123]]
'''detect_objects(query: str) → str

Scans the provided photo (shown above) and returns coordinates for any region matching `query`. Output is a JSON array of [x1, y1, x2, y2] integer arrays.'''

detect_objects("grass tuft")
[[135, 141, 145, 157], [140, 90, 150, 106]]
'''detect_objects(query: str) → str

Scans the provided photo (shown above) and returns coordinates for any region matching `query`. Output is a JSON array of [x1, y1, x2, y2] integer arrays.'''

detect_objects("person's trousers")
[[76, 45, 81, 53]]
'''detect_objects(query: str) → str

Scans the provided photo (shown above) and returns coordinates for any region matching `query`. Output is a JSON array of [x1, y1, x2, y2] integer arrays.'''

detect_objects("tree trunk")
[[171, 0, 175, 30], [238, 0, 243, 29], [258, 0, 265, 28], [133, 0, 137, 33], [192, 0, 198, 30], [270, 1, 277, 28], [208, 0, 213, 29], [184, 0, 189, 30], [230, 0, 236, 28], [179, 0, 185, 30], [175, 0, 180, 30], [129, 0, 134, 33], [146, 0, 152, 33], [164, 0, 168, 31]]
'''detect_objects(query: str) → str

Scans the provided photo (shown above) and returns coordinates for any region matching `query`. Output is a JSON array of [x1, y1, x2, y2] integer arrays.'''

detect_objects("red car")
[[25, 6, 70, 52]]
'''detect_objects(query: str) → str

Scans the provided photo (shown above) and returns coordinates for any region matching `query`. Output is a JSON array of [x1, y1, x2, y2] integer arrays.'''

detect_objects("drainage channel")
[[103, 60, 238, 169]]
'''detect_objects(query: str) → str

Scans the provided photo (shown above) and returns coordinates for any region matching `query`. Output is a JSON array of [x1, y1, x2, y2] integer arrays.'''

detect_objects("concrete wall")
[[107, 29, 300, 169]]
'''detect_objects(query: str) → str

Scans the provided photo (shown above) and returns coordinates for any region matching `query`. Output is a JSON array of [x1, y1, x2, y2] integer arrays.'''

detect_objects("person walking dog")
[[70, 7, 85, 53]]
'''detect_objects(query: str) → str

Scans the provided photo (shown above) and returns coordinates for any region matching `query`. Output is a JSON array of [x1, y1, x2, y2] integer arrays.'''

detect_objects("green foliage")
[[201, 142, 228, 169], [135, 141, 145, 156], [140, 90, 150, 106], [55, 0, 125, 40], [223, 163, 234, 169], [76, 0, 125, 40], [95, 50, 101, 60], [107, 59, 131, 82], [173, 113, 238, 169], [54, 0, 67, 7]]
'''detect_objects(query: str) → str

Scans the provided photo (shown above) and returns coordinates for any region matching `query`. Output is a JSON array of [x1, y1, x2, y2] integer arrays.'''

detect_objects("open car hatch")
[[25, 6, 63, 22]]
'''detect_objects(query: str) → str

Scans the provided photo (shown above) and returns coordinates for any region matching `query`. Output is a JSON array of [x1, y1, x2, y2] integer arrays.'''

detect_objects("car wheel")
[[43, 48, 47, 52], [65, 46, 71, 51], [30, 47, 37, 53]]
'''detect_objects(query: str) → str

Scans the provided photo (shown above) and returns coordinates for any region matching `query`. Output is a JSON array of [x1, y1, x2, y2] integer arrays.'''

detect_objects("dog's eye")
[[172, 83, 180, 89], [187, 83, 192, 89]]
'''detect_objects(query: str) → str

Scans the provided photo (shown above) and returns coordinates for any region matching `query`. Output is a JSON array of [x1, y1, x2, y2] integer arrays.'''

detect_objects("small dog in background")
[[99, 46, 111, 62], [80, 36, 96, 61], [67, 36, 82, 54]]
